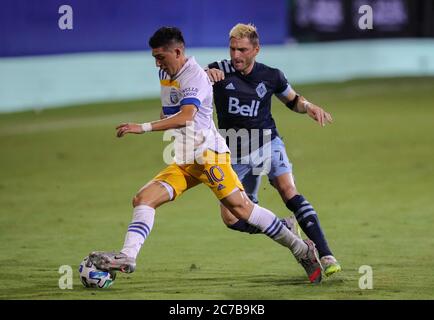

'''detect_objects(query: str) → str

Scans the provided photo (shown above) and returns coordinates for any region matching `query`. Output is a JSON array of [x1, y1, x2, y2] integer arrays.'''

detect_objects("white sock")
[[247, 204, 307, 259], [120, 205, 155, 259]]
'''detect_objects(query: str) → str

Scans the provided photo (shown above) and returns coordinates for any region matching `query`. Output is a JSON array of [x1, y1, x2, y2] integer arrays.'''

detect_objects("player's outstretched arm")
[[116, 104, 197, 137], [303, 99, 333, 127], [277, 89, 333, 127]]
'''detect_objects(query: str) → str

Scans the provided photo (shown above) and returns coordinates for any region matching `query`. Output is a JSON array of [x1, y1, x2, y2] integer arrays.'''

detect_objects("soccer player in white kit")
[[89, 27, 323, 283]]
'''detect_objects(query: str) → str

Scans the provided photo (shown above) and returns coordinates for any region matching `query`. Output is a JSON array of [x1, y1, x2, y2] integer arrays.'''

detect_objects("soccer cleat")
[[89, 251, 136, 273], [298, 239, 322, 284], [283, 215, 302, 239], [320, 255, 342, 277]]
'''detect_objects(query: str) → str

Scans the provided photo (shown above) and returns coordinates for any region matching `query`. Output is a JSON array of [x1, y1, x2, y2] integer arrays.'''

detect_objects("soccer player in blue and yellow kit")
[[206, 23, 341, 277], [89, 26, 323, 283]]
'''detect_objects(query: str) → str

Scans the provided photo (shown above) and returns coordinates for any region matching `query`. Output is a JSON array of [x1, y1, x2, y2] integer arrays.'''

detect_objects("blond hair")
[[229, 23, 259, 46]]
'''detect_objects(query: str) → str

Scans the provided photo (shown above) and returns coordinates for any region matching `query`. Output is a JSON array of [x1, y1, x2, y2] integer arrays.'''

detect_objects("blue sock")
[[229, 219, 288, 234], [286, 194, 332, 258]]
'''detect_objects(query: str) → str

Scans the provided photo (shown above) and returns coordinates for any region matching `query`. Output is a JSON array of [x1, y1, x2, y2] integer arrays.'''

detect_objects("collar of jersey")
[[170, 56, 195, 81], [237, 61, 258, 78]]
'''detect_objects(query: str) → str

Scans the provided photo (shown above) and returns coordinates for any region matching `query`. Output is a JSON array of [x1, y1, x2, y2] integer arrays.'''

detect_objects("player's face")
[[152, 46, 180, 76], [229, 37, 259, 75]]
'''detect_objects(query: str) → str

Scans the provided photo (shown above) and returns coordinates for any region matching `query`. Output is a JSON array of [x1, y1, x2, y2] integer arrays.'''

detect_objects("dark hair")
[[148, 27, 185, 49]]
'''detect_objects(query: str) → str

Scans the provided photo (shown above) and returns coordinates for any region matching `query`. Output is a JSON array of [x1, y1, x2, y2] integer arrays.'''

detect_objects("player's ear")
[[255, 45, 260, 55]]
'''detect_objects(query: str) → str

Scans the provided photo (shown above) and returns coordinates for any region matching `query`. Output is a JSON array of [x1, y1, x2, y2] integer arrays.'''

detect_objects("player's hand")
[[116, 123, 144, 137], [306, 104, 333, 127], [206, 68, 225, 84]]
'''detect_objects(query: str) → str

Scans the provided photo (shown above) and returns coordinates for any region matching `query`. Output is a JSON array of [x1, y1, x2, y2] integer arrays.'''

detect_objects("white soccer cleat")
[[89, 251, 136, 273]]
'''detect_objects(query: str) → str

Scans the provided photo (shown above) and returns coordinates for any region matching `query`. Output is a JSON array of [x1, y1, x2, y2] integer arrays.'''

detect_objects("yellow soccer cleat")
[[320, 255, 342, 277]]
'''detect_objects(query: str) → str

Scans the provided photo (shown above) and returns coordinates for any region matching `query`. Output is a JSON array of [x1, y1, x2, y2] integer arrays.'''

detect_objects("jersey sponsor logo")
[[182, 87, 199, 98], [228, 97, 260, 117], [256, 82, 267, 98], [225, 83, 236, 90]]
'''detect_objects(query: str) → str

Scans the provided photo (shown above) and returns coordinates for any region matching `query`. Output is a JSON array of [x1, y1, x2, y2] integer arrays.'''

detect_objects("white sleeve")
[[179, 71, 210, 108]]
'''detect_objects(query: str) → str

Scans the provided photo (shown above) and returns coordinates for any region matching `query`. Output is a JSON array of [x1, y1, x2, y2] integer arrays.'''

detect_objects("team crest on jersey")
[[170, 88, 179, 104], [256, 82, 267, 98]]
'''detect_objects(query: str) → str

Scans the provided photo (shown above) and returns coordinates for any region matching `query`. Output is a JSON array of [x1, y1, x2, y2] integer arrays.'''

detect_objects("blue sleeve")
[[180, 97, 201, 108]]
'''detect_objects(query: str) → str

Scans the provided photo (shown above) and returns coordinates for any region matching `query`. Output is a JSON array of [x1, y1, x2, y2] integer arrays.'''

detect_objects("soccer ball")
[[78, 256, 116, 289]]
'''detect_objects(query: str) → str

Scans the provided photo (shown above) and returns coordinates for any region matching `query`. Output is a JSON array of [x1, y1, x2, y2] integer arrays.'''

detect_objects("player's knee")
[[220, 190, 254, 221], [132, 181, 171, 208]]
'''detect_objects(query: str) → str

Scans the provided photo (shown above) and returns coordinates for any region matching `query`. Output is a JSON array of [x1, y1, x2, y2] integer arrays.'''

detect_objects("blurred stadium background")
[[1, 0, 433, 299], [2, 0, 434, 112]]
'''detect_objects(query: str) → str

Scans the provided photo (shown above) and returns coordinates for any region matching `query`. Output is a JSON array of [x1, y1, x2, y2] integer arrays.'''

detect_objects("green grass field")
[[1, 77, 434, 300]]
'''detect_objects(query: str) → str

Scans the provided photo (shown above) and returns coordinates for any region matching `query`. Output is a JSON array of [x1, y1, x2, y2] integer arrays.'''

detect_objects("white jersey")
[[159, 56, 229, 164]]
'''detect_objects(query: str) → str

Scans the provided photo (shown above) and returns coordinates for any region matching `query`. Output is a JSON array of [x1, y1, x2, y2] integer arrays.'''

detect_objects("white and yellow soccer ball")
[[78, 256, 116, 289]]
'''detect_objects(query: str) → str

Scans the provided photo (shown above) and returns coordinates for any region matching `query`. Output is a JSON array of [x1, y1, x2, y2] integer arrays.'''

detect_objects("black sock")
[[286, 194, 332, 257], [228, 220, 261, 234], [229, 219, 288, 234]]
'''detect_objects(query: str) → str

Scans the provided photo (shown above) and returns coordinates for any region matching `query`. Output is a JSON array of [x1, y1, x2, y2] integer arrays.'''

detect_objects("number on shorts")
[[203, 166, 225, 184]]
